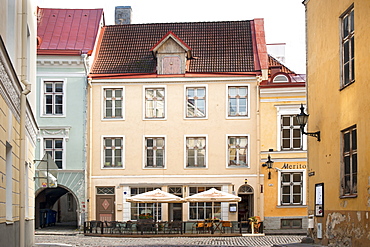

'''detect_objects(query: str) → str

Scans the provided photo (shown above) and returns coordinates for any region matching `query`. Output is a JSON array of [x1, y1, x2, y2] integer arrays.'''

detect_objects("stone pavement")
[[34, 225, 325, 247]]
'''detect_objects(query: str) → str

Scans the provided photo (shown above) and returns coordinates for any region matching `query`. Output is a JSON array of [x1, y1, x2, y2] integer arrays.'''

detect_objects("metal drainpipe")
[[20, 0, 31, 246]]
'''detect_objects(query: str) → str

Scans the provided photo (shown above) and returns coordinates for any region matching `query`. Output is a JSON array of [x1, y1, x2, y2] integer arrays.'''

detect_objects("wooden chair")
[[221, 221, 233, 233], [168, 220, 182, 234]]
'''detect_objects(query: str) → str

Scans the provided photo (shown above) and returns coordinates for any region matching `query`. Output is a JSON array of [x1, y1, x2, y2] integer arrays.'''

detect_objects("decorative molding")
[[37, 126, 71, 141], [37, 57, 87, 68]]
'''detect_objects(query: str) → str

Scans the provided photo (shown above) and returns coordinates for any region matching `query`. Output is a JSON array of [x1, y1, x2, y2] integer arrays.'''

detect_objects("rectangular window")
[[281, 219, 302, 229], [228, 86, 248, 117], [130, 187, 161, 220], [104, 88, 123, 119], [189, 186, 221, 220], [145, 137, 165, 168], [103, 137, 123, 168], [145, 88, 165, 119], [341, 7, 354, 87], [44, 81, 63, 115], [186, 137, 206, 168], [281, 172, 303, 205], [186, 87, 206, 118], [228, 136, 248, 167], [341, 126, 357, 196], [44, 138, 63, 169], [281, 115, 302, 150]]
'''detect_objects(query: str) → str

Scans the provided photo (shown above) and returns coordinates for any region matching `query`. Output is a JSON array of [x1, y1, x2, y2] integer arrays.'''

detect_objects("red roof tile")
[[37, 8, 103, 55], [90, 21, 257, 75]]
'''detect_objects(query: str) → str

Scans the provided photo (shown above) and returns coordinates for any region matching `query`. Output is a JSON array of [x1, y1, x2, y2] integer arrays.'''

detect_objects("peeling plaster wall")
[[311, 211, 370, 247]]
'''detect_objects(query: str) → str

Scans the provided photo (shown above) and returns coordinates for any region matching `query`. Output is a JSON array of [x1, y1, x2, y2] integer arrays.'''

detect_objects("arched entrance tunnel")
[[35, 186, 78, 229]]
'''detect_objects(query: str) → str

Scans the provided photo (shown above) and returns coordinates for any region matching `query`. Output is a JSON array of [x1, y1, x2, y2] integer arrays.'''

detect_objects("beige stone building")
[[87, 19, 270, 224]]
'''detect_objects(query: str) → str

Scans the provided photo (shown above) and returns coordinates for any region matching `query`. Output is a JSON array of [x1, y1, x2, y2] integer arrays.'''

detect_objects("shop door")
[[96, 195, 115, 222], [168, 203, 183, 221], [238, 185, 254, 222]]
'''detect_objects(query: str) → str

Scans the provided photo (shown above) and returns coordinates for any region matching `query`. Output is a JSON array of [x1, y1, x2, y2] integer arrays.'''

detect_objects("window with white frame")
[[44, 81, 64, 115], [341, 126, 357, 196], [145, 137, 165, 168], [341, 6, 355, 87], [186, 87, 206, 118], [281, 172, 303, 205], [104, 88, 123, 119], [130, 187, 161, 220], [103, 137, 123, 168], [44, 138, 63, 169], [281, 115, 302, 150], [227, 85, 248, 117], [189, 186, 221, 220], [145, 87, 165, 119], [186, 137, 206, 168], [227, 136, 248, 167]]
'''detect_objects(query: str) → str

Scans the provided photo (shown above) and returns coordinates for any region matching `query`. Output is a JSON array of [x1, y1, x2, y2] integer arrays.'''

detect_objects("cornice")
[[260, 86, 306, 98], [37, 56, 88, 68]]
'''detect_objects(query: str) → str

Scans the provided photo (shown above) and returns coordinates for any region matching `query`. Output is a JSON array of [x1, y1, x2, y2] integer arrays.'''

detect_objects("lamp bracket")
[[302, 130, 321, 142]]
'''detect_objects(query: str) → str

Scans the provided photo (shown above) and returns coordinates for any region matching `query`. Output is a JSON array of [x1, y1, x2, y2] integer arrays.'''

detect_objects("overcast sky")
[[36, 0, 306, 74]]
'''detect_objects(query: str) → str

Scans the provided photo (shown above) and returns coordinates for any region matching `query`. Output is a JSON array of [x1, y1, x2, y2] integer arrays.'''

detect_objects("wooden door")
[[96, 195, 115, 221]]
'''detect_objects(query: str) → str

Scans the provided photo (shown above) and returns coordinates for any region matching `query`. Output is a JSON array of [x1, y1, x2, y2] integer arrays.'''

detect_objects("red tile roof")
[[90, 20, 258, 75], [37, 8, 104, 55]]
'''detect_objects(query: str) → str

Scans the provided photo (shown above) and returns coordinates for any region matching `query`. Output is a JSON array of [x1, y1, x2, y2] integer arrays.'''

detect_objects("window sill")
[[340, 80, 355, 91], [340, 194, 357, 199], [102, 118, 124, 121], [277, 205, 307, 208], [41, 115, 65, 118], [227, 166, 249, 169]]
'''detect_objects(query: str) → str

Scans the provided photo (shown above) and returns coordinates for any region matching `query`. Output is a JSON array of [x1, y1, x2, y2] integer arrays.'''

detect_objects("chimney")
[[115, 6, 132, 25]]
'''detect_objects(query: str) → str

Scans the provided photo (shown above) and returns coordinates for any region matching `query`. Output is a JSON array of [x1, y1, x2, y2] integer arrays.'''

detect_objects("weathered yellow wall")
[[306, 0, 370, 245]]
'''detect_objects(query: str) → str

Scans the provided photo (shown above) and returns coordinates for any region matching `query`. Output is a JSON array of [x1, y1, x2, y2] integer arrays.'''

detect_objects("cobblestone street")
[[35, 234, 305, 247]]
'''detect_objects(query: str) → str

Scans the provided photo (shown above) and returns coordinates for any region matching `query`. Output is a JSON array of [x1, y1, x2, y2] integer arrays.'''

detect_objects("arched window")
[[238, 184, 254, 194], [273, 74, 289, 83]]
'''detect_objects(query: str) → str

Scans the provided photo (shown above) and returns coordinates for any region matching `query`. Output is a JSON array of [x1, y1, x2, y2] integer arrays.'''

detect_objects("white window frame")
[[40, 79, 66, 118], [143, 85, 167, 120], [226, 134, 250, 168], [143, 135, 166, 169], [275, 105, 307, 151], [226, 84, 250, 119], [277, 169, 306, 206], [340, 6, 355, 88], [101, 86, 125, 121], [184, 84, 208, 119], [184, 135, 208, 169], [101, 135, 125, 169], [40, 136, 66, 170]]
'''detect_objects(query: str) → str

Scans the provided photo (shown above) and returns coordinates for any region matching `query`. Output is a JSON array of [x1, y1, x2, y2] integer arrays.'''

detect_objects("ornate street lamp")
[[262, 155, 274, 179], [296, 104, 321, 141]]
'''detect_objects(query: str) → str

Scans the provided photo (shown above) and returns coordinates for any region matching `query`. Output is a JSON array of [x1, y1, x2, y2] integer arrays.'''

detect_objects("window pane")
[[55, 140, 63, 148], [147, 139, 153, 147], [187, 150, 195, 166], [55, 83, 63, 92], [45, 140, 53, 148], [115, 138, 122, 147], [293, 195, 301, 204], [187, 88, 194, 97], [352, 129, 357, 150], [239, 87, 247, 96], [344, 132, 350, 152], [45, 84, 53, 92], [55, 105, 63, 114], [282, 195, 290, 204], [156, 138, 164, 147], [229, 87, 237, 97], [46, 105, 52, 114], [282, 129, 290, 138], [115, 90, 122, 98], [343, 15, 348, 37], [55, 151, 62, 159], [105, 139, 112, 147], [282, 116, 290, 126], [46, 95, 53, 104], [293, 173, 301, 182], [197, 88, 205, 97], [282, 186, 290, 194], [282, 174, 290, 182]]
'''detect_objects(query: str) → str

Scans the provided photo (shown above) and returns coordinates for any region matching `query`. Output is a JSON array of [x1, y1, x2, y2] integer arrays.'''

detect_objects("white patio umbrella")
[[126, 189, 184, 222], [185, 188, 241, 219]]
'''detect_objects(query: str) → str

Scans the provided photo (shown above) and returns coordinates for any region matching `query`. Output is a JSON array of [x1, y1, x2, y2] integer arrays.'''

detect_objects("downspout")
[[20, 0, 31, 246], [87, 77, 93, 221]]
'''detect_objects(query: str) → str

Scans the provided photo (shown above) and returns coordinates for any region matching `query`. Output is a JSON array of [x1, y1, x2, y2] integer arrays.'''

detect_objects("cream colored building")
[[0, 0, 38, 246], [87, 19, 269, 224]]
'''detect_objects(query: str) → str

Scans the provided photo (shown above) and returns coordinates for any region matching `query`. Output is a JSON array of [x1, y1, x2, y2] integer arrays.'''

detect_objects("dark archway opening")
[[35, 186, 78, 230]]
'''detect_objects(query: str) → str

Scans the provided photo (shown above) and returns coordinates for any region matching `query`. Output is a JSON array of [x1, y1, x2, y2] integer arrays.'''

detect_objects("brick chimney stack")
[[115, 6, 132, 25]]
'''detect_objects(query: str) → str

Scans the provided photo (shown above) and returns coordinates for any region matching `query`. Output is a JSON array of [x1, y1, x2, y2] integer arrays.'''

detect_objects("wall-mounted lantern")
[[262, 154, 274, 179], [296, 104, 321, 141]]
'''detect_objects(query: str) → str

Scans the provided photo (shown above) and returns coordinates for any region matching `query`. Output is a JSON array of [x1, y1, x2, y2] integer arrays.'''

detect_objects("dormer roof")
[[150, 31, 192, 59]]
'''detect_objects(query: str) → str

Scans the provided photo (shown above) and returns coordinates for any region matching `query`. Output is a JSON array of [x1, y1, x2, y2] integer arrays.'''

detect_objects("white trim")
[[143, 135, 167, 169], [275, 104, 307, 151], [142, 85, 167, 121], [260, 87, 306, 98], [277, 169, 307, 206], [91, 76, 258, 84], [101, 86, 125, 121], [40, 78, 67, 118], [184, 134, 208, 169], [183, 84, 208, 120], [225, 83, 250, 119], [101, 135, 125, 169], [92, 174, 263, 179], [225, 134, 250, 168]]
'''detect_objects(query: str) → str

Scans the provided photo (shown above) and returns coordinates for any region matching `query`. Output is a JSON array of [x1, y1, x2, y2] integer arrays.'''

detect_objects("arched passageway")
[[35, 186, 78, 229]]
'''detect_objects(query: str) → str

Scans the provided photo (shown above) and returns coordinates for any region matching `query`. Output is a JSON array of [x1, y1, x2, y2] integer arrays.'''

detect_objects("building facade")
[[88, 19, 269, 224], [35, 8, 104, 229], [260, 56, 307, 234], [0, 0, 38, 246], [304, 0, 370, 245]]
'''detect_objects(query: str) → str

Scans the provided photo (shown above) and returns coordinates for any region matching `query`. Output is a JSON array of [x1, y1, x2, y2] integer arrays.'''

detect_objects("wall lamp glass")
[[262, 154, 274, 179], [296, 104, 321, 142]]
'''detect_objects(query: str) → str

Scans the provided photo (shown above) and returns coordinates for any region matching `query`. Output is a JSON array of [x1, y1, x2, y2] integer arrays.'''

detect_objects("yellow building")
[[304, 0, 370, 245], [0, 0, 38, 246], [260, 55, 307, 234], [87, 19, 269, 226]]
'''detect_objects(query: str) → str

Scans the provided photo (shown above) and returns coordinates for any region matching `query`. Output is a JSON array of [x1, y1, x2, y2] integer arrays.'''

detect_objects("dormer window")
[[150, 32, 192, 75], [273, 74, 289, 83]]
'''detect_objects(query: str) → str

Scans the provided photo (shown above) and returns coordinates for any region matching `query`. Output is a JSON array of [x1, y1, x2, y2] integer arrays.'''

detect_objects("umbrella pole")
[[212, 201, 214, 219]]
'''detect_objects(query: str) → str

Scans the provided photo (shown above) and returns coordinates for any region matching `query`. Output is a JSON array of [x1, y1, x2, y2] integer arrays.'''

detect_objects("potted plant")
[[248, 216, 261, 234]]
